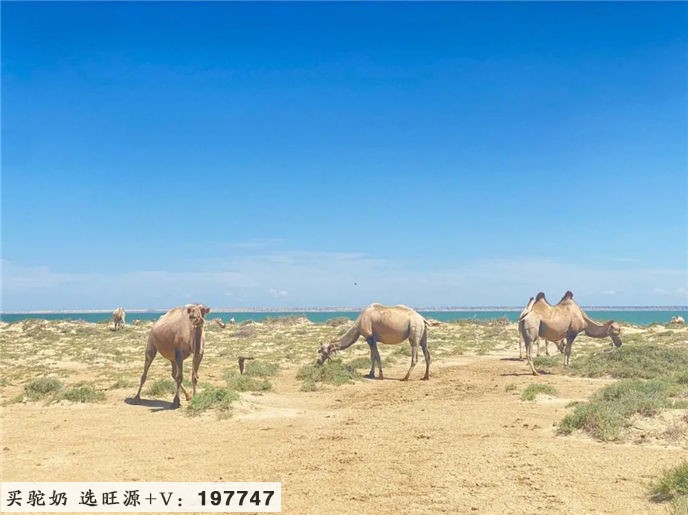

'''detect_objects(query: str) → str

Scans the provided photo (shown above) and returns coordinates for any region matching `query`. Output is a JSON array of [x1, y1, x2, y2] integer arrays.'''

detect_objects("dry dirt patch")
[[2, 320, 686, 514]]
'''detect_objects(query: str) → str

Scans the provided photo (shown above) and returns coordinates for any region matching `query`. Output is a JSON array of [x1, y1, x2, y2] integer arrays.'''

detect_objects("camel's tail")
[[424, 318, 441, 327]]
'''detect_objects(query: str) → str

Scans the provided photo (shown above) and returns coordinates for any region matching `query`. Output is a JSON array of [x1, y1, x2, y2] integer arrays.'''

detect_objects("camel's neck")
[[334, 324, 361, 351], [584, 319, 611, 338]]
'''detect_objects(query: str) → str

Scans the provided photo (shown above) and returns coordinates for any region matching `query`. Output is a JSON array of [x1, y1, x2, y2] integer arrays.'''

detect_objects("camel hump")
[[561, 290, 574, 301], [535, 292, 546, 302]]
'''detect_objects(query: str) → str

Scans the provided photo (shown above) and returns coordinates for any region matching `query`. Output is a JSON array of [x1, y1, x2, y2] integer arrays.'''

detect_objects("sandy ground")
[[2, 350, 685, 514]]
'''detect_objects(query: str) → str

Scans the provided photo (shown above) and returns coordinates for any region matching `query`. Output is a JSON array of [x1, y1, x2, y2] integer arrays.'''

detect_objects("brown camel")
[[317, 303, 431, 381], [519, 291, 622, 375], [112, 307, 126, 330], [132, 304, 210, 408]]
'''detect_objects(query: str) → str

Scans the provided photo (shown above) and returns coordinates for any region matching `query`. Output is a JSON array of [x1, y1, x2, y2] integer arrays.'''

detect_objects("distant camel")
[[132, 304, 210, 408], [518, 291, 622, 375], [670, 316, 685, 325], [317, 303, 431, 381], [517, 297, 564, 359], [112, 307, 126, 330]]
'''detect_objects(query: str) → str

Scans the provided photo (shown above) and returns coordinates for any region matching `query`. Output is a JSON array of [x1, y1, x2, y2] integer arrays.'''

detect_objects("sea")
[[1, 309, 686, 326]]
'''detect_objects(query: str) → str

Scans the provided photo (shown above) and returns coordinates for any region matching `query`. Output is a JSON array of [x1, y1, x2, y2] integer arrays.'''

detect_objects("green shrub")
[[651, 461, 688, 503], [521, 383, 557, 401], [224, 370, 272, 392], [59, 384, 105, 403], [24, 377, 63, 400], [300, 380, 318, 392], [570, 345, 688, 380], [558, 378, 676, 441], [145, 379, 176, 397], [186, 386, 239, 418], [297, 358, 358, 387], [243, 360, 280, 377]]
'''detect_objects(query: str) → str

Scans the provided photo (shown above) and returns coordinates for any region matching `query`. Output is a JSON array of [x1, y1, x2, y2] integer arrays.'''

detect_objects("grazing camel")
[[518, 291, 622, 375], [112, 307, 126, 330], [132, 304, 210, 408], [317, 303, 431, 381]]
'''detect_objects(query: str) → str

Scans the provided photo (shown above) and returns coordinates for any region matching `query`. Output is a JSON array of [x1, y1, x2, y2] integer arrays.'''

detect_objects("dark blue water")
[[1, 309, 685, 326]]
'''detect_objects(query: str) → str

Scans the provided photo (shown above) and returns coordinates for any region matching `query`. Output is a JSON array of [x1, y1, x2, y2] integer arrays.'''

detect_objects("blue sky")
[[2, 2, 687, 311]]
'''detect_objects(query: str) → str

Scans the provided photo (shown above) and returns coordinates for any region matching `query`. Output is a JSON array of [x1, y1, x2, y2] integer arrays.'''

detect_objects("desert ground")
[[1, 315, 687, 514]]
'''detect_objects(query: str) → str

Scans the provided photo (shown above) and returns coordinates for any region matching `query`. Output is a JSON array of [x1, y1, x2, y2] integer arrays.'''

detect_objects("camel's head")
[[316, 342, 337, 365], [608, 321, 622, 347], [186, 304, 210, 328]]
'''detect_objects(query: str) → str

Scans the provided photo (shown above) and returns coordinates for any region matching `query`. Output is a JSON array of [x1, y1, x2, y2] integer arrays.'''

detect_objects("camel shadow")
[[500, 357, 524, 362], [500, 370, 553, 377], [124, 397, 177, 412]]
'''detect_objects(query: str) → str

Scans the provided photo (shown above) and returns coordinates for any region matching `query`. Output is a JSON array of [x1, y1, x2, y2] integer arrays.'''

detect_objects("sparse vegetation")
[[186, 386, 239, 418], [24, 377, 63, 400], [558, 378, 686, 441], [505, 383, 517, 392], [651, 461, 688, 511], [145, 379, 176, 398], [557, 342, 688, 442], [570, 344, 688, 380], [58, 384, 105, 403], [224, 370, 272, 392], [243, 360, 280, 377], [296, 358, 358, 387], [521, 383, 557, 401]]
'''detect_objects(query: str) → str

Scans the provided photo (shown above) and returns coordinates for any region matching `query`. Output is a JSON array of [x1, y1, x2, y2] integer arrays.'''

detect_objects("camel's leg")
[[364, 336, 377, 379], [545, 340, 550, 356], [171, 361, 191, 401], [171, 350, 184, 409], [402, 342, 418, 381], [191, 334, 205, 396], [420, 331, 431, 380], [191, 349, 204, 397], [524, 327, 539, 376], [536, 338, 541, 357], [133, 340, 157, 402], [373, 345, 383, 379], [563, 333, 576, 367], [518, 320, 526, 360]]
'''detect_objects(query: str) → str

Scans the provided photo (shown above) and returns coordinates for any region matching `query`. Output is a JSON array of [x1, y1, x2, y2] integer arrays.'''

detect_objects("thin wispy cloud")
[[2, 254, 686, 311]]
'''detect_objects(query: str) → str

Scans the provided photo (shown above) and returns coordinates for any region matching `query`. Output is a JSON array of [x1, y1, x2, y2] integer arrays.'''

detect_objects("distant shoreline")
[[2, 306, 686, 315]]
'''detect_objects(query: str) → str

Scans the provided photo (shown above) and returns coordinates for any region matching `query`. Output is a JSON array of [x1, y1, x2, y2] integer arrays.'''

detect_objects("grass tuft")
[[224, 370, 272, 392], [243, 360, 280, 377], [186, 386, 239, 418], [24, 377, 63, 400], [651, 461, 688, 505], [558, 378, 681, 441], [296, 358, 358, 387], [145, 379, 176, 398], [521, 383, 557, 401], [58, 384, 105, 403]]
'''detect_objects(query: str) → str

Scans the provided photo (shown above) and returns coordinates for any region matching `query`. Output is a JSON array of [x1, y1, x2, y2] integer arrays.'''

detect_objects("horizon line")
[[2, 305, 687, 315]]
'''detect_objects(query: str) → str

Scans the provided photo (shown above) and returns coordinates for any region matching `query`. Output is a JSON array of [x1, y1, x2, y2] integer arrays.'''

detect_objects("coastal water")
[[1, 309, 685, 326]]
